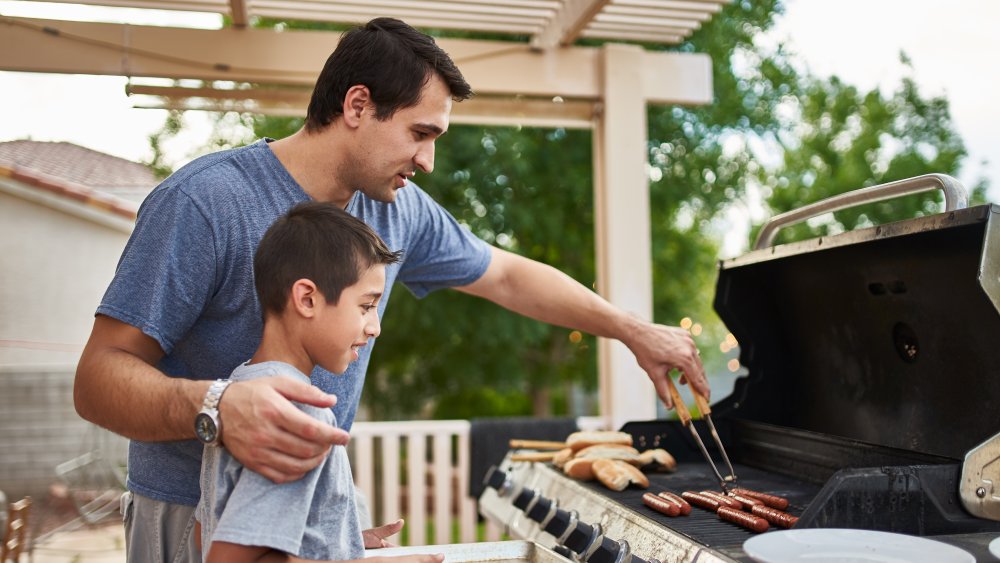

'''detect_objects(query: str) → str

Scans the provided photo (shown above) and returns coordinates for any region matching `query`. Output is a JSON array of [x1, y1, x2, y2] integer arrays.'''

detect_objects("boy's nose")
[[366, 316, 381, 339]]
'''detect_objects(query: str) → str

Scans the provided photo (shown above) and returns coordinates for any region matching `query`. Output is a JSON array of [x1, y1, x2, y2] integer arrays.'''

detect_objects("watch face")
[[195, 412, 218, 443]]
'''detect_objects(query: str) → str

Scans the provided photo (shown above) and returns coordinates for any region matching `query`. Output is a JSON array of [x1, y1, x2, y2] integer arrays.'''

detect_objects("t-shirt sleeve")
[[209, 459, 322, 556], [396, 185, 492, 298], [96, 187, 218, 355]]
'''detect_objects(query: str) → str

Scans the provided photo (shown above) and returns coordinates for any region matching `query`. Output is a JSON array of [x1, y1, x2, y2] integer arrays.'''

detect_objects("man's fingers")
[[270, 375, 337, 408], [652, 373, 673, 409], [219, 377, 346, 483], [241, 447, 326, 483]]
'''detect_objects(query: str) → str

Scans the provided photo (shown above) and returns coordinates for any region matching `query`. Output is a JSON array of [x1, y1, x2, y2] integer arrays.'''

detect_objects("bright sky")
[[1, 0, 997, 200]]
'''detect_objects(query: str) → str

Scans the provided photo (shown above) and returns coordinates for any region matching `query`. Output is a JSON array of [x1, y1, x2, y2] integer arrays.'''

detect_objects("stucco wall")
[[0, 188, 130, 365], [0, 188, 132, 497]]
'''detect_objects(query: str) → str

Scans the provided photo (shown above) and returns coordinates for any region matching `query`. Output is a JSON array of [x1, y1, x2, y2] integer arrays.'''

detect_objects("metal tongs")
[[664, 375, 738, 493]]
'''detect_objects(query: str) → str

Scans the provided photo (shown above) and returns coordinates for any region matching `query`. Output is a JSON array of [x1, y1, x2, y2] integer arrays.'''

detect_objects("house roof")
[[0, 140, 157, 203], [0, 140, 156, 220]]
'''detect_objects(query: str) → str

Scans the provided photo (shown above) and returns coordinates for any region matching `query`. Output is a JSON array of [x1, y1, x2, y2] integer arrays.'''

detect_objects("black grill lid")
[[713, 204, 1000, 460]]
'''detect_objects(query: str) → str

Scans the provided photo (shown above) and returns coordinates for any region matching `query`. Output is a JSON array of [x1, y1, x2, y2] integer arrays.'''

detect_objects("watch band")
[[202, 379, 232, 411], [196, 379, 232, 446]]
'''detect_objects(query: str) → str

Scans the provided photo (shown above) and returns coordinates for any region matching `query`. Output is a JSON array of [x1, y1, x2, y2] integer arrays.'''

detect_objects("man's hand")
[[219, 376, 349, 483], [363, 519, 404, 548], [623, 318, 710, 409]]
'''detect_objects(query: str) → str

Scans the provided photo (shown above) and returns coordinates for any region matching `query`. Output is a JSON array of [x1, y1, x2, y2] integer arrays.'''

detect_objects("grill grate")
[[578, 463, 820, 555]]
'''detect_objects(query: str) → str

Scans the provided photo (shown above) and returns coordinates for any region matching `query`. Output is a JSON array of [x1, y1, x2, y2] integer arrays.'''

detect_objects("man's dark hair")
[[304, 17, 473, 132], [254, 201, 402, 315]]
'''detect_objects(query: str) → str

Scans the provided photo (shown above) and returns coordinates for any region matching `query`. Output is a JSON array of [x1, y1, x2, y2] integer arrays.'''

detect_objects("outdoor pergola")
[[0, 0, 723, 429]]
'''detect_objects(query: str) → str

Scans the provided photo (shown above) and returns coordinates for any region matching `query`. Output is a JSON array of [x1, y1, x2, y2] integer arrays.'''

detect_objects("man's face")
[[348, 74, 452, 202]]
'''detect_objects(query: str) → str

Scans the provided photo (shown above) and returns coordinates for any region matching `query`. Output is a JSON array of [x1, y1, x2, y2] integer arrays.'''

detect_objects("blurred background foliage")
[[147, 0, 988, 421]]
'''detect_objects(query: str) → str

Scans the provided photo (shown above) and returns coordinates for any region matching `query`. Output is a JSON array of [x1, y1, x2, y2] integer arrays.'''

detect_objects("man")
[[75, 17, 709, 562]]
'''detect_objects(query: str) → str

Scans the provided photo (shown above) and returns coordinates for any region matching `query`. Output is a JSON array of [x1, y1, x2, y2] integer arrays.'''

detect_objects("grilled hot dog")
[[657, 492, 691, 516], [642, 492, 680, 517], [700, 491, 742, 510], [717, 506, 769, 533], [681, 491, 721, 512], [728, 493, 763, 510], [751, 504, 799, 528], [732, 488, 790, 511]]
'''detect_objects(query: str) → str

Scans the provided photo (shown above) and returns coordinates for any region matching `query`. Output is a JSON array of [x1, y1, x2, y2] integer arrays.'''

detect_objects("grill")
[[477, 176, 1000, 562]]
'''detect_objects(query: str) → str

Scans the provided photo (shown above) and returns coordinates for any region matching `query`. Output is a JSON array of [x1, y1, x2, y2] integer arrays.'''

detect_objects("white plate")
[[743, 528, 975, 563], [989, 535, 1000, 559]]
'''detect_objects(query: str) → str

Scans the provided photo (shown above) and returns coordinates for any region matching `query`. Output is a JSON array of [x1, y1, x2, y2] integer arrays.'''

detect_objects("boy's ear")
[[342, 85, 371, 128], [290, 279, 320, 318]]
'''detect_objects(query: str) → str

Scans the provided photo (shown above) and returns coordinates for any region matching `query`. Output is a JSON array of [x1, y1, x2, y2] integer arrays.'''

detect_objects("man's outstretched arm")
[[456, 247, 709, 408], [74, 315, 349, 482]]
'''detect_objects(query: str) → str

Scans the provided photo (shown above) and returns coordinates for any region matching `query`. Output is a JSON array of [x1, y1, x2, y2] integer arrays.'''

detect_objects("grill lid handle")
[[753, 173, 968, 250]]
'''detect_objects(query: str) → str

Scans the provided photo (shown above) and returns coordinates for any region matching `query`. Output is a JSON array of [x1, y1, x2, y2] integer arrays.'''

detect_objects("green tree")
[[758, 63, 988, 245]]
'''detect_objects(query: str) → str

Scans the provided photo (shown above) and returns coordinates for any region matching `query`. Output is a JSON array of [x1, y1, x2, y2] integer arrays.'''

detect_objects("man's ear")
[[290, 279, 320, 318], [342, 85, 371, 129]]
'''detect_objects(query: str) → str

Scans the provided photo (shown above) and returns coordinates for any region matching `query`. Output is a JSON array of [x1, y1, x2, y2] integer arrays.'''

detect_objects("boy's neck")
[[249, 322, 315, 377]]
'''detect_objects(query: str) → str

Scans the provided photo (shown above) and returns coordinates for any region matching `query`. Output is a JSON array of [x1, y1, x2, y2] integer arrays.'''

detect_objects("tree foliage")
[[149, 0, 985, 420]]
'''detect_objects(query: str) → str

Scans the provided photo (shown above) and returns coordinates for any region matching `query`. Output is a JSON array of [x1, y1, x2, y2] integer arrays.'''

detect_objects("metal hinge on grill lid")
[[960, 430, 1000, 520]]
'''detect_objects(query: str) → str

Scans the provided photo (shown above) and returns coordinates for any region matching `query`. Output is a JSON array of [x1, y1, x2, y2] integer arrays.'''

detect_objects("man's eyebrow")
[[415, 123, 445, 136], [363, 291, 384, 299]]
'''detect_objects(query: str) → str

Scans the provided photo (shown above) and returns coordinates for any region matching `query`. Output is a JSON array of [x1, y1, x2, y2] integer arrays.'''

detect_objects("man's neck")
[[269, 127, 355, 208]]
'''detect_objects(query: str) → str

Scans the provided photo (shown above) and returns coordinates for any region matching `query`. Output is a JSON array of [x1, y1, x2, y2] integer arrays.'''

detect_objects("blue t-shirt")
[[98, 139, 492, 506], [198, 362, 363, 560]]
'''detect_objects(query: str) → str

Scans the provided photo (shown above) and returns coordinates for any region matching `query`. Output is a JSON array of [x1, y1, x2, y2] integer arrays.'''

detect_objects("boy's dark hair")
[[304, 17, 473, 132], [254, 201, 402, 315]]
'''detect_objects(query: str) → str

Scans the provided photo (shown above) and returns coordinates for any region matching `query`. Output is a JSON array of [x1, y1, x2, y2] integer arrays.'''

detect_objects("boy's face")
[[312, 263, 386, 374], [349, 74, 451, 203]]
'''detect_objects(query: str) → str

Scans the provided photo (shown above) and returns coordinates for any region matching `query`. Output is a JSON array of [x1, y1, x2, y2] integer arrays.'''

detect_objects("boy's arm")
[[207, 542, 444, 563], [456, 247, 709, 409], [74, 315, 348, 481]]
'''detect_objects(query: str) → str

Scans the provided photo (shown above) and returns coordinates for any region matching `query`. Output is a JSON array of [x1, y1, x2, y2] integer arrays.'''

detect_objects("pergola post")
[[594, 43, 657, 430]]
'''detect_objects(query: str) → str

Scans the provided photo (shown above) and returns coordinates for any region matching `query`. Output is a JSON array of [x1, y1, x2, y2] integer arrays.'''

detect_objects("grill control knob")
[[483, 465, 514, 496], [586, 536, 622, 563], [563, 521, 601, 555], [542, 507, 573, 538]]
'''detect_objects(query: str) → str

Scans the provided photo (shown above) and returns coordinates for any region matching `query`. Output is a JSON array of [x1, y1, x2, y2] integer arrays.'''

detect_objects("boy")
[[196, 201, 439, 563]]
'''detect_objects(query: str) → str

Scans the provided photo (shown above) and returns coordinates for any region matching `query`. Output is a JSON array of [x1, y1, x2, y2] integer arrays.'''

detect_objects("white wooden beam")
[[0, 16, 712, 104], [229, 0, 249, 27], [127, 84, 598, 128], [532, 0, 609, 49], [594, 43, 657, 429]]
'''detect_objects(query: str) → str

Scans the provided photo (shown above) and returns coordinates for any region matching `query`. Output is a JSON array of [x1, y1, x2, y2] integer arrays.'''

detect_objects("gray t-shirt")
[[98, 139, 492, 506], [198, 361, 363, 559]]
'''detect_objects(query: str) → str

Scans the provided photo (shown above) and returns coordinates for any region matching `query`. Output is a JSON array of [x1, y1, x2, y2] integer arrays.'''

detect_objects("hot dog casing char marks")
[[700, 490, 742, 510], [642, 492, 680, 517], [732, 488, 790, 510], [657, 491, 691, 516], [717, 506, 769, 533], [728, 493, 763, 510], [681, 491, 721, 512], [751, 504, 799, 528]]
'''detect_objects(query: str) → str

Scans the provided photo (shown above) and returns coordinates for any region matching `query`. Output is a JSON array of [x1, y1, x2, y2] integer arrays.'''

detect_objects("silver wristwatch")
[[194, 379, 232, 446]]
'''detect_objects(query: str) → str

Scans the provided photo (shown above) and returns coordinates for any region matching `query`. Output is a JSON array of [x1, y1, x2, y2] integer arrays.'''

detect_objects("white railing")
[[349, 418, 604, 546]]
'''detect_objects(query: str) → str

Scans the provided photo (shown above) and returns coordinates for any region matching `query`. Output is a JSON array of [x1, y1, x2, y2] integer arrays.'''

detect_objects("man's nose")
[[414, 142, 435, 174]]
